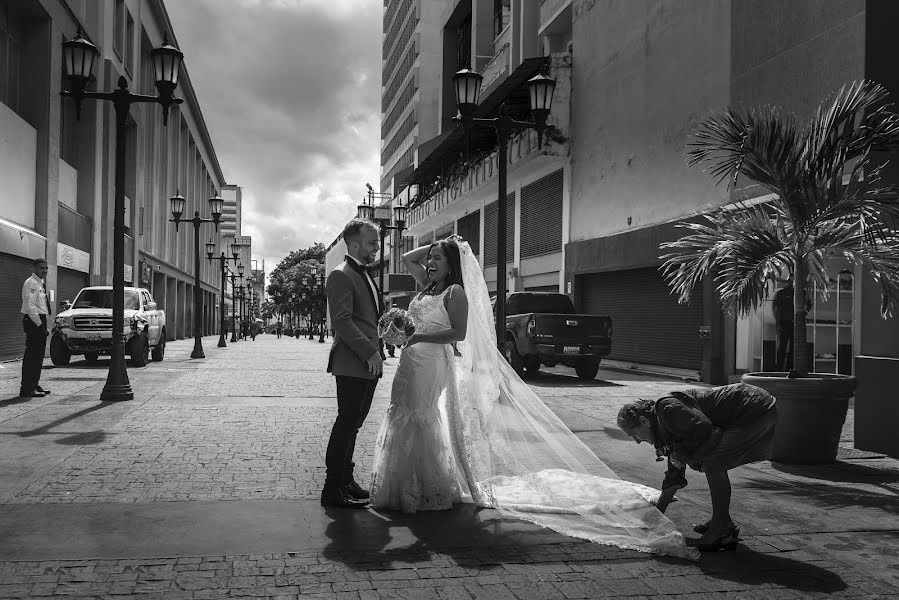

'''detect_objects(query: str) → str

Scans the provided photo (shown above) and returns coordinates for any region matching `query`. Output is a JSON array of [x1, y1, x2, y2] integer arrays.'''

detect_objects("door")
[[142, 290, 160, 345], [578, 267, 704, 372]]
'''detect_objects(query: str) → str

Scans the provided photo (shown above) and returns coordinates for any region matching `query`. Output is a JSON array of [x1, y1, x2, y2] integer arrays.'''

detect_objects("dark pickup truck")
[[500, 292, 612, 379]]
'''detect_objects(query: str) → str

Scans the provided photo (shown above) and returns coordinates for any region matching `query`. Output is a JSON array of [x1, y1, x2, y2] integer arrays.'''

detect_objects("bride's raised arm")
[[402, 244, 432, 288]]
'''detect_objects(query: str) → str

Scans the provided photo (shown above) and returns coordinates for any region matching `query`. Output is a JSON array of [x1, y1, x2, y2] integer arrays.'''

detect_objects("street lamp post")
[[61, 29, 184, 402], [207, 241, 241, 347], [226, 268, 240, 342], [451, 68, 556, 348], [170, 194, 222, 358], [237, 264, 245, 339], [318, 272, 327, 343], [358, 186, 407, 312]]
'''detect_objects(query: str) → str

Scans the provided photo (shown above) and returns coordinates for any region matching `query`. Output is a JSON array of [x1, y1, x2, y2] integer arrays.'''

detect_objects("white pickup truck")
[[50, 286, 166, 367]]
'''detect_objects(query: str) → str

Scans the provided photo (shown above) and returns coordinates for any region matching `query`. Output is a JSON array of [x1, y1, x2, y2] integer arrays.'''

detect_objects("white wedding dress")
[[370, 287, 461, 513], [370, 241, 696, 560]]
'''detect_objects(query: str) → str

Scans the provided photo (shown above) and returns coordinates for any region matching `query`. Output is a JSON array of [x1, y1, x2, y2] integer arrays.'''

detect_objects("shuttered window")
[[521, 170, 563, 258], [456, 211, 480, 257], [484, 192, 515, 267], [418, 232, 432, 247], [578, 267, 703, 371]]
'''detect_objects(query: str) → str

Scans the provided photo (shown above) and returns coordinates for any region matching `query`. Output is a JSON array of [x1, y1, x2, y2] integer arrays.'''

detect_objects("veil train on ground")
[[446, 237, 696, 560]]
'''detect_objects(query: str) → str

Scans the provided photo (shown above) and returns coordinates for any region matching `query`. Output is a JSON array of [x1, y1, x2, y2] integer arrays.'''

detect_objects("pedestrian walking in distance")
[[20, 258, 51, 398], [618, 383, 778, 552], [276, 320, 282, 339], [322, 218, 383, 508]]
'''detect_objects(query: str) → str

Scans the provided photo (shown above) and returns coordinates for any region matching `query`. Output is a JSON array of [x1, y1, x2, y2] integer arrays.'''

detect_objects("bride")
[[369, 236, 695, 560]]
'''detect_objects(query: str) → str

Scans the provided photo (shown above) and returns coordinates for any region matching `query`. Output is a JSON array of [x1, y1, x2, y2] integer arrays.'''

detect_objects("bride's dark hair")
[[426, 238, 464, 292]]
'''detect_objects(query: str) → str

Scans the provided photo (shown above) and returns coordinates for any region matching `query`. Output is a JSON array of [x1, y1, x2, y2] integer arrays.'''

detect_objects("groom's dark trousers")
[[325, 375, 378, 489]]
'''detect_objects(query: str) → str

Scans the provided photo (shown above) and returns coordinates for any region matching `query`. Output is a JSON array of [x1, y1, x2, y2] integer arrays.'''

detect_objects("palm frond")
[[661, 204, 791, 314], [687, 107, 803, 202]]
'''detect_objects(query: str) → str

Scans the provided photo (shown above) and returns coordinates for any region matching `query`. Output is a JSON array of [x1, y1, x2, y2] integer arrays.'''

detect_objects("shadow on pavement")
[[14, 401, 118, 445], [321, 504, 585, 570], [0, 396, 32, 407], [770, 460, 899, 484], [738, 472, 899, 514], [701, 548, 847, 593]]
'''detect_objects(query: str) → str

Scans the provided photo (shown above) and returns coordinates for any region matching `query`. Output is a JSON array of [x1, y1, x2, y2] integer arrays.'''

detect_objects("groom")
[[322, 218, 384, 508]]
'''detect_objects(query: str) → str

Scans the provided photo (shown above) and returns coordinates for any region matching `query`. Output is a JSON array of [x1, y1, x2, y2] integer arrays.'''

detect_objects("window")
[[113, 0, 124, 58], [493, 0, 510, 38], [125, 10, 135, 73], [0, 4, 22, 113]]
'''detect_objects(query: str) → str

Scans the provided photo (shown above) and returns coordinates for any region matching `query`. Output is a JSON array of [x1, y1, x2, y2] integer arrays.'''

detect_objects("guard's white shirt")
[[21, 274, 49, 325], [347, 255, 380, 312]]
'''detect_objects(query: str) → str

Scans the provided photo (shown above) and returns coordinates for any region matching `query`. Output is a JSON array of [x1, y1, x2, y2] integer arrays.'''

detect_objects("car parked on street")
[[500, 292, 612, 380], [50, 286, 166, 367]]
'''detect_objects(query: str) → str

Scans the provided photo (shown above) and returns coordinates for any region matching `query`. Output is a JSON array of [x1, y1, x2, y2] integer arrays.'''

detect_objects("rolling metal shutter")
[[0, 254, 34, 361], [484, 192, 515, 267], [456, 211, 480, 256], [521, 170, 563, 258], [57, 267, 88, 309], [578, 267, 703, 370]]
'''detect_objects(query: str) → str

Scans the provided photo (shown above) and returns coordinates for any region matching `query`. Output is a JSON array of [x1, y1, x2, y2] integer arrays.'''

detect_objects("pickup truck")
[[500, 292, 612, 380], [50, 286, 166, 367]]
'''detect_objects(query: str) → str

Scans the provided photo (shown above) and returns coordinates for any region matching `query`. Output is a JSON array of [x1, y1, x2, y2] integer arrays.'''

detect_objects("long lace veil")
[[447, 237, 696, 560]]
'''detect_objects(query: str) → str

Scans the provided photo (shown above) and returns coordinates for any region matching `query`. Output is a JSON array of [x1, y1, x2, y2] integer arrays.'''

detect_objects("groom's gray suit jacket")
[[326, 257, 383, 380]]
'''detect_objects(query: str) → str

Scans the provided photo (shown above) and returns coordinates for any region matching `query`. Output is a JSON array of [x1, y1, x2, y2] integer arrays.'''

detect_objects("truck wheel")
[[84, 352, 99, 363], [575, 360, 600, 380], [524, 355, 541, 376], [504, 340, 525, 376], [129, 334, 150, 367], [50, 336, 71, 366], [151, 331, 166, 362]]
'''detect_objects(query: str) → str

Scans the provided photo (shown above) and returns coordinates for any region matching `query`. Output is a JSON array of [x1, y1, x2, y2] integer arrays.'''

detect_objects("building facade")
[[0, 0, 233, 360], [394, 0, 899, 383], [402, 0, 571, 299]]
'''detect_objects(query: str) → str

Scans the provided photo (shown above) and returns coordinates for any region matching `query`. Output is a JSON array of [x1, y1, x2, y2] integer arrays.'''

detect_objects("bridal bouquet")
[[378, 307, 416, 346]]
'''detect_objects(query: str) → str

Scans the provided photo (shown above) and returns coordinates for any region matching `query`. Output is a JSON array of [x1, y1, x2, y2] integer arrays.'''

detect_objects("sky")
[[166, 0, 383, 273]]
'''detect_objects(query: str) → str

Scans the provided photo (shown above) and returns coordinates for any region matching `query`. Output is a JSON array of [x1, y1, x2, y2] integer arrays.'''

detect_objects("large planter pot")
[[741, 372, 857, 464]]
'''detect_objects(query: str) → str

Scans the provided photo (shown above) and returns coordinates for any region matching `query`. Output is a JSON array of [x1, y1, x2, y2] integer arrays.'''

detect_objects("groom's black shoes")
[[321, 487, 369, 509], [344, 480, 370, 500]]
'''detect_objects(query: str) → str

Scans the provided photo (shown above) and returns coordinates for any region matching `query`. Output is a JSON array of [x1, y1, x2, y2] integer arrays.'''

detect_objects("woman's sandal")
[[690, 525, 741, 552], [693, 520, 740, 537]]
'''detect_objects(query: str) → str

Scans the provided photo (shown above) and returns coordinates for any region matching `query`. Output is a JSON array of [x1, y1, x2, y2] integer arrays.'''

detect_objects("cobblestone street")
[[0, 335, 897, 599]]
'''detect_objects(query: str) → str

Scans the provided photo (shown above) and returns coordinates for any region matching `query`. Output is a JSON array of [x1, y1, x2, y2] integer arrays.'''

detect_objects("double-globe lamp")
[[450, 67, 555, 347], [62, 30, 183, 402], [170, 193, 223, 358], [207, 241, 241, 348]]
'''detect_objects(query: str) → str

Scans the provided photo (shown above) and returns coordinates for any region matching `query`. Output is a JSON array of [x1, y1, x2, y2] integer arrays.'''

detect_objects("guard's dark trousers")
[[324, 375, 377, 491], [20, 315, 47, 395]]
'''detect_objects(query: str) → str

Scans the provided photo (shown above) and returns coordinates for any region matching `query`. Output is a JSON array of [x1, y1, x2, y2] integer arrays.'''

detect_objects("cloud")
[[166, 0, 382, 269]]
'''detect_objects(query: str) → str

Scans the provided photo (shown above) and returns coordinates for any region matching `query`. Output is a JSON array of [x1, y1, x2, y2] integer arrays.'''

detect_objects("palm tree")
[[661, 81, 899, 375]]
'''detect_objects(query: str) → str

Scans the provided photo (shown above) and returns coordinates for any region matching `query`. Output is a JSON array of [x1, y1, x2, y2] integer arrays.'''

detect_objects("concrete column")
[[518, 0, 540, 63], [165, 275, 177, 341]]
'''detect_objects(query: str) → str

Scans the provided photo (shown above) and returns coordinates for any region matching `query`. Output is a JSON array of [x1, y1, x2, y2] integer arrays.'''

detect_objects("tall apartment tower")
[[220, 185, 242, 238], [380, 0, 444, 195]]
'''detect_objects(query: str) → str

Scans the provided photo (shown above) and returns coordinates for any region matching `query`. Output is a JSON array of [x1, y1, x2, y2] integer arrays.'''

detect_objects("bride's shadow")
[[321, 503, 565, 571]]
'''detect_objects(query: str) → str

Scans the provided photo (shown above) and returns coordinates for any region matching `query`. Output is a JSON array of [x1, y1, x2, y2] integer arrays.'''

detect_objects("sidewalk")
[[0, 335, 897, 599]]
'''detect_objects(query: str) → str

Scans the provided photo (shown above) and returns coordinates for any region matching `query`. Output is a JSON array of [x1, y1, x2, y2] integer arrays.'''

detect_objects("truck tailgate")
[[533, 314, 612, 345]]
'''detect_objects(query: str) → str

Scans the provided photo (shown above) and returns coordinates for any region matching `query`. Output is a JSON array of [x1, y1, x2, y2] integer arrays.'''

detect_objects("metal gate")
[[0, 254, 34, 361], [578, 267, 703, 371], [57, 267, 88, 310]]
